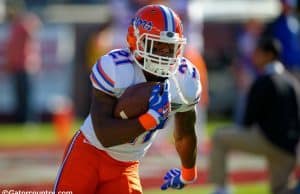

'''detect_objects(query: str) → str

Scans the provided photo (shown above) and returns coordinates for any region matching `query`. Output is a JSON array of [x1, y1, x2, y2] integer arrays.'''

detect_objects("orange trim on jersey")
[[90, 74, 114, 96], [181, 166, 197, 182], [138, 113, 157, 131], [97, 60, 115, 86]]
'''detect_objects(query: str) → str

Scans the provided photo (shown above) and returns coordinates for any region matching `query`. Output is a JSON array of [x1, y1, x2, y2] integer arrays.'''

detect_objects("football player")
[[54, 4, 201, 194]]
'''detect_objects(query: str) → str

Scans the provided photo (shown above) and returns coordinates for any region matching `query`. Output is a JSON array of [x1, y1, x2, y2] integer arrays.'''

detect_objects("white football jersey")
[[80, 48, 201, 162]]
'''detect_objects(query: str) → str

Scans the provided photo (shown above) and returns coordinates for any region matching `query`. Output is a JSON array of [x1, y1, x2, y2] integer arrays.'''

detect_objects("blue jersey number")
[[109, 50, 133, 65], [178, 60, 197, 79]]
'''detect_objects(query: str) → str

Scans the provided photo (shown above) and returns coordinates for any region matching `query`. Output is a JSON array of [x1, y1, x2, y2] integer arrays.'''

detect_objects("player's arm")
[[173, 109, 197, 182], [90, 88, 145, 147], [160, 109, 197, 191], [91, 81, 170, 147], [161, 58, 200, 190], [174, 110, 197, 170], [172, 59, 199, 179]]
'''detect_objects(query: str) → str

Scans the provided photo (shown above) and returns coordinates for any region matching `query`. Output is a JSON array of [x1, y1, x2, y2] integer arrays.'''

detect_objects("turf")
[[0, 119, 269, 193], [0, 118, 230, 147], [0, 121, 80, 147], [144, 182, 269, 194]]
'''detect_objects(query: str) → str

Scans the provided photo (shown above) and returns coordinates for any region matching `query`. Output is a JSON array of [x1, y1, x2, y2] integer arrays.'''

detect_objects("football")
[[114, 82, 160, 119]]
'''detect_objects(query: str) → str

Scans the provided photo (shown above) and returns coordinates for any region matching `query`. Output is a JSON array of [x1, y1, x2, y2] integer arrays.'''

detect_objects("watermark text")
[[2, 190, 72, 194]]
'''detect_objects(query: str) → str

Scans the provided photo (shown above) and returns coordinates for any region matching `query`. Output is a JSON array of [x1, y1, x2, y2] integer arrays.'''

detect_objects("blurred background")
[[0, 0, 299, 193]]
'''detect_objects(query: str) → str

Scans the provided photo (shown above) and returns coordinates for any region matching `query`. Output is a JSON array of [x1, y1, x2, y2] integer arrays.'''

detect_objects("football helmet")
[[127, 4, 186, 77]]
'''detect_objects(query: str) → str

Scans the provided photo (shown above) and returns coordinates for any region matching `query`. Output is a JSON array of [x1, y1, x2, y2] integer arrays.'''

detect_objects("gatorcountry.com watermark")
[[1, 190, 72, 194]]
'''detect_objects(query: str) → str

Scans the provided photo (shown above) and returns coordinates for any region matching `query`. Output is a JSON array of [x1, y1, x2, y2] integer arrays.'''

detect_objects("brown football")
[[114, 82, 160, 119]]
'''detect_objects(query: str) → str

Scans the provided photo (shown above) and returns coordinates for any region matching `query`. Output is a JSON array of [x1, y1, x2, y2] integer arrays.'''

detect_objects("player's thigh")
[[97, 165, 142, 194], [212, 126, 272, 155], [54, 132, 99, 193]]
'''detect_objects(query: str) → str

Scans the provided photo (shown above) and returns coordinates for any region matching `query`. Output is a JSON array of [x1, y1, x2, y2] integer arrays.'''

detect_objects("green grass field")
[[0, 121, 81, 147], [0, 118, 231, 147], [0, 119, 270, 194], [144, 182, 269, 194]]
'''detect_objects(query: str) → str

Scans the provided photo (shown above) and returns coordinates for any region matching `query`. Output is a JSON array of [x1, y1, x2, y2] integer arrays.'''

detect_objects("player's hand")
[[139, 81, 171, 130], [149, 80, 171, 116], [151, 80, 171, 130], [161, 167, 197, 190], [148, 81, 171, 126], [161, 168, 185, 190]]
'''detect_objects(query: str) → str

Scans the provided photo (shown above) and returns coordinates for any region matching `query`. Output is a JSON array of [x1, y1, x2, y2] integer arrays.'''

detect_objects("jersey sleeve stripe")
[[96, 60, 115, 87], [92, 64, 114, 91], [115, 59, 133, 65], [90, 73, 114, 96]]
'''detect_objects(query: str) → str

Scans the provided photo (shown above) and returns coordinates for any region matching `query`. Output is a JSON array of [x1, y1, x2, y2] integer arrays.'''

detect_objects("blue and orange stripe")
[[159, 6, 168, 31], [90, 73, 114, 96], [159, 5, 175, 32], [96, 60, 115, 87], [168, 8, 175, 32]]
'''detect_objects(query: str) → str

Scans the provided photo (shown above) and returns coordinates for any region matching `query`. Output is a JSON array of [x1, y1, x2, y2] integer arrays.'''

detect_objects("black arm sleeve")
[[243, 81, 260, 127], [243, 77, 272, 127]]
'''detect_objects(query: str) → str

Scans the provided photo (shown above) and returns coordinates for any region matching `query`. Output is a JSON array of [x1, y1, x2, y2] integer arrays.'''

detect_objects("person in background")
[[209, 37, 300, 194], [263, 0, 300, 71], [5, 10, 42, 123], [232, 18, 263, 124]]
